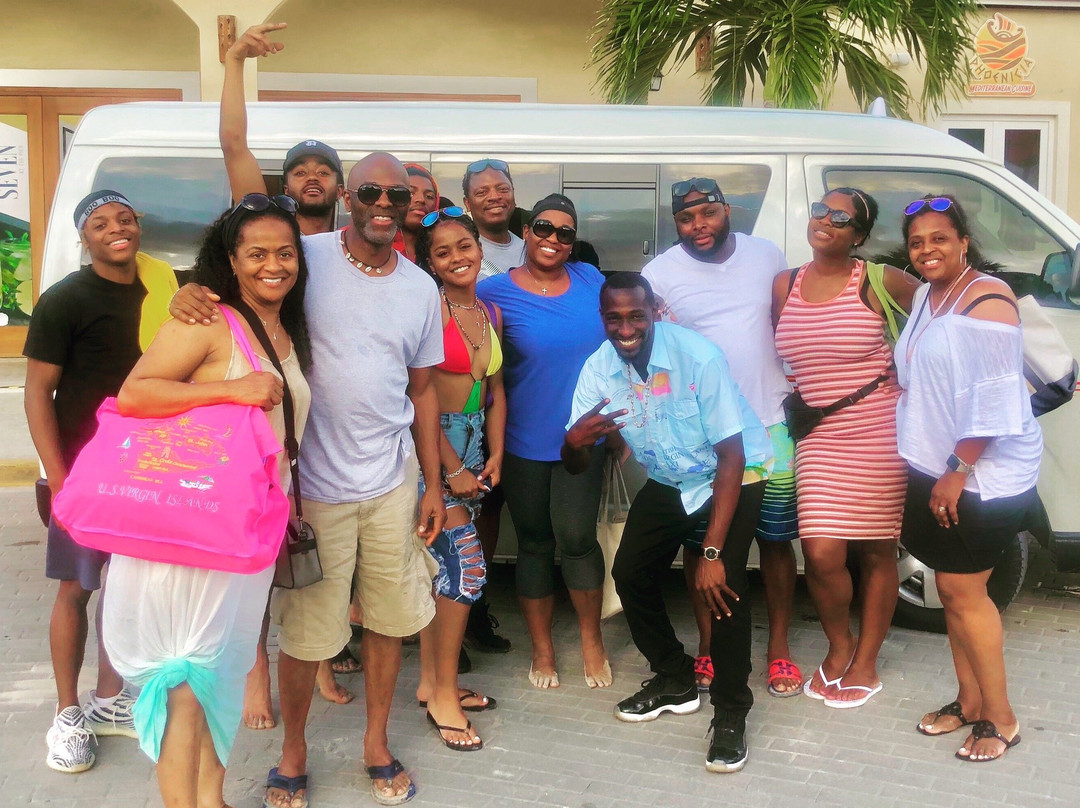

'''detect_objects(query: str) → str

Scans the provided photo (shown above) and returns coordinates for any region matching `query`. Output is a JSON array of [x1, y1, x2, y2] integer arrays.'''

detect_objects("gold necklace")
[[341, 231, 392, 275]]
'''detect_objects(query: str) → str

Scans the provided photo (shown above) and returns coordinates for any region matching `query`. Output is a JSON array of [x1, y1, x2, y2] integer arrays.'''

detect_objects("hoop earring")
[[960, 249, 968, 268]]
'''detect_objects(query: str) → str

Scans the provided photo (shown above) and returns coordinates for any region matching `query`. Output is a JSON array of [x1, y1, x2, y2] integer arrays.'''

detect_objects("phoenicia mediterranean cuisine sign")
[[966, 12, 1036, 97]]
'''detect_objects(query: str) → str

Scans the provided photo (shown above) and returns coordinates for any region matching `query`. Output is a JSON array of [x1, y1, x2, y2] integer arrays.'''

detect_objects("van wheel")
[[892, 533, 1029, 633]]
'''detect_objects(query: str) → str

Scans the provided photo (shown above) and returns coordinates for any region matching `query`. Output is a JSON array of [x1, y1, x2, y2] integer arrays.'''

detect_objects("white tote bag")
[[1017, 295, 1078, 416], [598, 456, 632, 620]]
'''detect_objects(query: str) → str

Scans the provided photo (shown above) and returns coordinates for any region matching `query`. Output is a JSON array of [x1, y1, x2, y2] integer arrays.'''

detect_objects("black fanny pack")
[[782, 373, 889, 443]]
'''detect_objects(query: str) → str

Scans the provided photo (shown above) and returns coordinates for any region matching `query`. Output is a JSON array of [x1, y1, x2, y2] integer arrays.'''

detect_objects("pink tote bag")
[[52, 308, 290, 573]]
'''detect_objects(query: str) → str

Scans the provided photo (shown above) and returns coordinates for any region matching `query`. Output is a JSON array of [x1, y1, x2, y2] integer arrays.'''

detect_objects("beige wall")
[[267, 0, 606, 102], [0, 0, 198, 71], [3, 1, 1080, 217]]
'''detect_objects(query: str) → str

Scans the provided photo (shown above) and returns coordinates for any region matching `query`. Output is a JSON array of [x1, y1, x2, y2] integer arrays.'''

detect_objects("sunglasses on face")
[[421, 206, 466, 228], [529, 219, 576, 245], [810, 201, 855, 228], [350, 183, 411, 207], [224, 193, 297, 245], [904, 197, 954, 216]]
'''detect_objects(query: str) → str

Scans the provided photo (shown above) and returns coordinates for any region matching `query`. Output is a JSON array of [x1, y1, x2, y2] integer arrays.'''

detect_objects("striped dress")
[[774, 261, 906, 541]]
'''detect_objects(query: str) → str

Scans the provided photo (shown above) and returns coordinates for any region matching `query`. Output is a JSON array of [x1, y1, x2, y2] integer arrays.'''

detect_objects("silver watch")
[[702, 546, 722, 561], [946, 453, 975, 475]]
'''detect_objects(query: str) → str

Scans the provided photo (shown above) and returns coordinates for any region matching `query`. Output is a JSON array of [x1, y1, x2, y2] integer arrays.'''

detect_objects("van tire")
[[892, 533, 1029, 633]]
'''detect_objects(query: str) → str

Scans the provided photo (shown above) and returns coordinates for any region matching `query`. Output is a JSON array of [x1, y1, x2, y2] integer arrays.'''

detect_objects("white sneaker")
[[83, 689, 138, 739], [46, 706, 96, 773]]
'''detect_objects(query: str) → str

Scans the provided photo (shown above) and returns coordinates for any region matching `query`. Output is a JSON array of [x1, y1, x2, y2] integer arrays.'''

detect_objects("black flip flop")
[[917, 700, 972, 736], [426, 711, 483, 752]]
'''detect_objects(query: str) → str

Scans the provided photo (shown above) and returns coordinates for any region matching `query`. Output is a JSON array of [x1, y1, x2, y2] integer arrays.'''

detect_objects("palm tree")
[[591, 0, 980, 118]]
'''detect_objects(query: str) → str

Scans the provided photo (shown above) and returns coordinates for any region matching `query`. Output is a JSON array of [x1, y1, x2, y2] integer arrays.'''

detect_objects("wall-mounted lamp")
[[650, 71, 664, 92]]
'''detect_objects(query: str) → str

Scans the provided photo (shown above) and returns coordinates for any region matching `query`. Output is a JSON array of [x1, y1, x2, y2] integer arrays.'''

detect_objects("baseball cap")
[[283, 140, 343, 182]]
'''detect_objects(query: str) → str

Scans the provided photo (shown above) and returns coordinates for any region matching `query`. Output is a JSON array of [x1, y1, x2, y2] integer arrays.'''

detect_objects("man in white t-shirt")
[[463, 158, 527, 280], [641, 178, 803, 699]]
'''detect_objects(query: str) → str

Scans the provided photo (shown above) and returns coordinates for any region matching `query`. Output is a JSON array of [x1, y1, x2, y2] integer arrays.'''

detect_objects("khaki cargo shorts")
[[271, 455, 438, 661]]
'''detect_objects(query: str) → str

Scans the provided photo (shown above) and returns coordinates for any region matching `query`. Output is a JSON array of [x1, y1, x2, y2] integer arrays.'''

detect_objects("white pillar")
[[169, 0, 282, 101]]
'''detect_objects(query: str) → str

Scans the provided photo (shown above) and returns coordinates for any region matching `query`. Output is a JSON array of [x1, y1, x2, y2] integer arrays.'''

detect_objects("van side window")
[[658, 164, 772, 249], [93, 157, 233, 273], [825, 168, 1075, 308]]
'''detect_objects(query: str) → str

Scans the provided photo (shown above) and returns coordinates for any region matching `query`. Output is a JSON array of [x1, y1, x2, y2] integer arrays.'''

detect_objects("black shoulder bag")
[[783, 374, 890, 443], [233, 302, 323, 589]]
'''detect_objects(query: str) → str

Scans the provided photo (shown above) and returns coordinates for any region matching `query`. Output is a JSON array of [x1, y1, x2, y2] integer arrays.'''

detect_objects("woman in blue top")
[[477, 194, 611, 690]]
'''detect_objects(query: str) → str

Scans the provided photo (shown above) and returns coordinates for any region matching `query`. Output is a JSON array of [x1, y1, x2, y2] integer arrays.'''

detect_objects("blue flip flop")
[[366, 758, 416, 805], [264, 766, 308, 808]]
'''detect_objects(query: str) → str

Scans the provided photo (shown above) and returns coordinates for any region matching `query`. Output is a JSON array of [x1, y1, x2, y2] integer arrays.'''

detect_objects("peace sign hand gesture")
[[566, 399, 627, 451]]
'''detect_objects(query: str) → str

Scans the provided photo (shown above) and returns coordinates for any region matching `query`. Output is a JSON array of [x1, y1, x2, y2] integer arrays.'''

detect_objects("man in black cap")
[[24, 190, 178, 773], [219, 22, 344, 238]]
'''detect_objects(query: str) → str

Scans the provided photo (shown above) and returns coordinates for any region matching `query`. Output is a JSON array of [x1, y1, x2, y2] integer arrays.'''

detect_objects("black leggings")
[[502, 447, 605, 598]]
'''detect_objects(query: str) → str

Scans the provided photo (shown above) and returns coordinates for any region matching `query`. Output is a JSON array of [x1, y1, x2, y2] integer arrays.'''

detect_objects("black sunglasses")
[[672, 178, 720, 198], [421, 206, 465, 228], [350, 183, 411, 207], [904, 197, 954, 216], [529, 218, 576, 245], [810, 201, 855, 228], [224, 193, 298, 245]]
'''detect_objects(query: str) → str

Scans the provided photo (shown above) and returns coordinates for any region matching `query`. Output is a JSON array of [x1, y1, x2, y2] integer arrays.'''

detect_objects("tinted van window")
[[826, 168, 1073, 306], [93, 157, 232, 272]]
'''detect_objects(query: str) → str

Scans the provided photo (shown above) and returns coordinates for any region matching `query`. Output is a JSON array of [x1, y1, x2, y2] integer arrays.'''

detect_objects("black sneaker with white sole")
[[614, 674, 700, 723], [706, 712, 748, 773]]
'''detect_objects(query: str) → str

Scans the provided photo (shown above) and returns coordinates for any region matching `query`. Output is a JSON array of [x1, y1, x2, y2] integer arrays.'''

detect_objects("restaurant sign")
[[967, 13, 1036, 97]]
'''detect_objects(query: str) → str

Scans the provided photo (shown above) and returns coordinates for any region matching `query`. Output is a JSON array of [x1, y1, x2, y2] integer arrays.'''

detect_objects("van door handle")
[[642, 240, 652, 255]]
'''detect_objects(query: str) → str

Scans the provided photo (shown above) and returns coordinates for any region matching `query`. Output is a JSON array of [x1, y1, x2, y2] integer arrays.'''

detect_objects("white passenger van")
[[42, 101, 1080, 631]]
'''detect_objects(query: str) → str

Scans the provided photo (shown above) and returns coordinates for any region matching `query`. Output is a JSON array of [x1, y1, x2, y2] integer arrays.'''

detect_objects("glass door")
[[943, 117, 1051, 194], [563, 163, 657, 273]]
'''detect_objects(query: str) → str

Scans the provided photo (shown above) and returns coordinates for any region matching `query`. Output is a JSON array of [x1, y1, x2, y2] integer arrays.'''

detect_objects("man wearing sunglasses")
[[171, 153, 446, 807], [462, 158, 526, 280], [640, 178, 804, 708]]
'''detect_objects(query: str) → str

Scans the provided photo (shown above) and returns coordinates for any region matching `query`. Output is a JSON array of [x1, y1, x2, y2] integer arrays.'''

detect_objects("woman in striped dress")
[[772, 189, 920, 708]]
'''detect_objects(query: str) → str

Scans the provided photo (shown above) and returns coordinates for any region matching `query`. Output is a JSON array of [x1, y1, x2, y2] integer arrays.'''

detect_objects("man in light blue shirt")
[[562, 272, 772, 774]]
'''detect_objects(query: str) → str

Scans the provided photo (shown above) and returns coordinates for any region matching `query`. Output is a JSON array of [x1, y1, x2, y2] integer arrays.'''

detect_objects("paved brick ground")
[[2, 484, 1079, 808]]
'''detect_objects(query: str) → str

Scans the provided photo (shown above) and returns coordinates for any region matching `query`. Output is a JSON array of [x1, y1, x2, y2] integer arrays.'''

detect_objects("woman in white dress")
[[103, 195, 311, 808]]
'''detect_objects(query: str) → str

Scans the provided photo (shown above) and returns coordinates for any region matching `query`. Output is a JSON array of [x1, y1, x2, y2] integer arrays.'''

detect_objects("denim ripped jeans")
[[419, 411, 488, 604]]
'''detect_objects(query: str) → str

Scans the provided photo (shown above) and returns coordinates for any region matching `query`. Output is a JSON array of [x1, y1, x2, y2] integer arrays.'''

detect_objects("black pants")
[[612, 479, 766, 717]]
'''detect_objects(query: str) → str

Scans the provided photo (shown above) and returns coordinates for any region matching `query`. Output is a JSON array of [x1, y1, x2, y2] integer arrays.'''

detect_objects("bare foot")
[[242, 655, 275, 730], [529, 653, 559, 689], [582, 637, 611, 688], [316, 660, 354, 704]]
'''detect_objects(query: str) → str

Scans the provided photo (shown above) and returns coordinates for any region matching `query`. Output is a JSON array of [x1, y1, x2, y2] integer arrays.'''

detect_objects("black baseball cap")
[[283, 140, 343, 183], [528, 193, 577, 228]]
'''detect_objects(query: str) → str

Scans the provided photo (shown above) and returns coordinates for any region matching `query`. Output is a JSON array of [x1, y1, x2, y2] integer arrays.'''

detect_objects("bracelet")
[[444, 463, 468, 480]]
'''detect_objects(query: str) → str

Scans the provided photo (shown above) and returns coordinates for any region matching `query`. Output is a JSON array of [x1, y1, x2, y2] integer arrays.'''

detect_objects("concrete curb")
[[0, 460, 38, 487]]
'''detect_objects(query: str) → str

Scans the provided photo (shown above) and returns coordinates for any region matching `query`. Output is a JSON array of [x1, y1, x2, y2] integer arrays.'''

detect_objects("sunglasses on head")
[[421, 206, 466, 228], [224, 193, 298, 245], [466, 158, 510, 176], [904, 197, 954, 216], [350, 183, 411, 207], [672, 178, 720, 198], [529, 219, 576, 245], [810, 201, 855, 228]]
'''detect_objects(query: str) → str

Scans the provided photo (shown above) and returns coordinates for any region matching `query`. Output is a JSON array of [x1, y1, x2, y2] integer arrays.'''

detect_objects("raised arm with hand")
[[220, 22, 286, 202]]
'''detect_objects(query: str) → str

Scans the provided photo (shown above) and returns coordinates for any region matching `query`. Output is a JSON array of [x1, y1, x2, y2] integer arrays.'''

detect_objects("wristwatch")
[[946, 453, 975, 475], [702, 546, 723, 561]]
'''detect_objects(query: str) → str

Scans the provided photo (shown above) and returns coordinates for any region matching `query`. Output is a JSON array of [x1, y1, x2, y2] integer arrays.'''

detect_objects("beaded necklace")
[[341, 231, 392, 275]]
